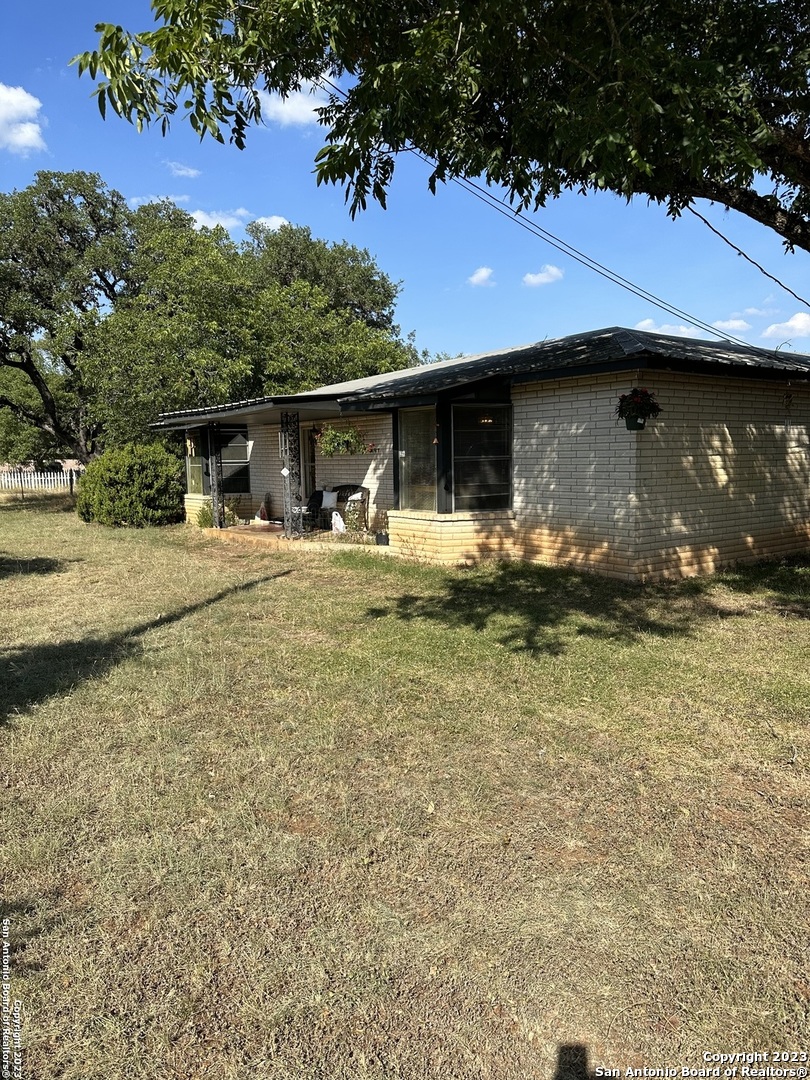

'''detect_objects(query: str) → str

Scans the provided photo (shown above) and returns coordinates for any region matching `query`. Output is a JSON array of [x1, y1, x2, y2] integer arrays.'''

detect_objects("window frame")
[[397, 406, 438, 511], [184, 425, 251, 496], [395, 402, 513, 513], [218, 425, 251, 495], [450, 403, 512, 512]]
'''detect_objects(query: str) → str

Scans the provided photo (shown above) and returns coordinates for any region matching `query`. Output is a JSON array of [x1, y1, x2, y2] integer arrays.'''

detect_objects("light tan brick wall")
[[183, 493, 209, 524], [248, 424, 283, 519], [183, 493, 260, 523], [192, 372, 810, 581], [512, 373, 640, 579], [511, 370, 810, 580], [389, 509, 516, 564], [245, 416, 395, 527], [635, 372, 810, 578]]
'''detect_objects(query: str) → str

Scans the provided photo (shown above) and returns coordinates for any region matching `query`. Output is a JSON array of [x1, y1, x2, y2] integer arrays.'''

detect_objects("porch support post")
[[280, 411, 303, 538], [208, 422, 224, 529]]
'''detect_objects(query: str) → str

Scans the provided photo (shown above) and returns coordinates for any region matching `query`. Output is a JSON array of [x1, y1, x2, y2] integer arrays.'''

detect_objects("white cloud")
[[128, 194, 191, 207], [468, 266, 495, 287], [165, 160, 201, 178], [635, 318, 698, 338], [253, 215, 289, 231], [744, 306, 777, 317], [522, 264, 563, 287], [713, 318, 752, 332], [190, 208, 287, 232], [191, 208, 252, 230], [258, 82, 329, 127], [0, 83, 46, 155], [762, 313, 810, 340]]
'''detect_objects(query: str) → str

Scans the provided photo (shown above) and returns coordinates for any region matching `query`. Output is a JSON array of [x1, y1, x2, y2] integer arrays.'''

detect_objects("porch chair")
[[307, 485, 369, 530]]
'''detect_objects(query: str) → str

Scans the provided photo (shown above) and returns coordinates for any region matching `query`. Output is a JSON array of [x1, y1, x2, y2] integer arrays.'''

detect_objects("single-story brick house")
[[154, 326, 810, 581]]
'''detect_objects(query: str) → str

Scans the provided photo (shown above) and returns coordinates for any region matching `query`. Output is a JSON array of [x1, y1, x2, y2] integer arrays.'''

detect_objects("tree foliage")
[[244, 222, 399, 332], [92, 213, 417, 445], [1, 173, 416, 460], [86, 201, 257, 445], [0, 171, 131, 462], [76, 0, 810, 252], [0, 370, 65, 465]]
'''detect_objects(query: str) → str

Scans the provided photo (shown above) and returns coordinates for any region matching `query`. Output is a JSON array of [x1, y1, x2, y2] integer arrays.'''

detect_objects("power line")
[[315, 76, 802, 348], [443, 166, 752, 347], [686, 206, 810, 309]]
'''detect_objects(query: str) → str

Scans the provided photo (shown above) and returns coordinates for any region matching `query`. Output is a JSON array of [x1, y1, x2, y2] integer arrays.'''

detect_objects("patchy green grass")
[[1, 496, 808, 1079]]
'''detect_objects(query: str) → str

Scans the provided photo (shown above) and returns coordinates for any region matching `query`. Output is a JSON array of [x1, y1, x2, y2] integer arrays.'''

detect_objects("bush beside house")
[[76, 444, 185, 527]]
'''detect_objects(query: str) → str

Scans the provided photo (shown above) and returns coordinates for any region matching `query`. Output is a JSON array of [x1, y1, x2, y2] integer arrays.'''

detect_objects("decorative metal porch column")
[[208, 422, 224, 529], [280, 411, 303, 538]]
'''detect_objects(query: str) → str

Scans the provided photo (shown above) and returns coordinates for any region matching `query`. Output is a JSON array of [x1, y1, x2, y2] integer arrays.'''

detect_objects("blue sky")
[[2, 0, 809, 360]]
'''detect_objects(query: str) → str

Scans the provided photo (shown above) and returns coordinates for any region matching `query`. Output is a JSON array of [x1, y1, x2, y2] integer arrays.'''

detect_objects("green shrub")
[[196, 499, 242, 528], [76, 443, 185, 527]]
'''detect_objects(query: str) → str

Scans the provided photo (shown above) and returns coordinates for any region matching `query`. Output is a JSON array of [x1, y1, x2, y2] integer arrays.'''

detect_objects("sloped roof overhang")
[[153, 396, 344, 430], [153, 326, 810, 430]]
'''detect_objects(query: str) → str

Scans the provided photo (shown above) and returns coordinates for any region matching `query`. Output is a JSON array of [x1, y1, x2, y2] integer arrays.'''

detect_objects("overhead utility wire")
[[442, 166, 751, 347], [686, 206, 810, 309], [315, 76, 794, 349]]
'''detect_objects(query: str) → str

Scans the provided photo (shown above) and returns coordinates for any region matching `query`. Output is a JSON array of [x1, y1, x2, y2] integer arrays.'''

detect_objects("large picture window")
[[452, 405, 511, 511]]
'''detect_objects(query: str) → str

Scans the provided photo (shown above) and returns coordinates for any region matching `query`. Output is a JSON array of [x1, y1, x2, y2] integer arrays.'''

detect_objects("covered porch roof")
[[153, 395, 344, 430]]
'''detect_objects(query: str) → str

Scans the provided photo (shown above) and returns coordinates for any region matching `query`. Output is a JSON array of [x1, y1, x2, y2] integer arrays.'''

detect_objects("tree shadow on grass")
[[0, 552, 82, 578], [0, 571, 292, 726], [0, 896, 58, 976], [366, 557, 810, 655], [708, 554, 810, 616], [0, 493, 76, 514], [367, 562, 693, 655]]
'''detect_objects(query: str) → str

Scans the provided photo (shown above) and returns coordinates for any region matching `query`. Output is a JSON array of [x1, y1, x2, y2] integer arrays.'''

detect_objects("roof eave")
[[152, 397, 344, 430], [512, 352, 810, 386]]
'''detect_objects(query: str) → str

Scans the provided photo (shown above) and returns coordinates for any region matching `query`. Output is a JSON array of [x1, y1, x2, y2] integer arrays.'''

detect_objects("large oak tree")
[[92, 210, 419, 446], [0, 171, 132, 463], [75, 1, 810, 252], [0, 173, 417, 461]]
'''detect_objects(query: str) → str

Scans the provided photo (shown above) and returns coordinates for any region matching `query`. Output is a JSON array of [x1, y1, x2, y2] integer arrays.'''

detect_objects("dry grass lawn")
[[1, 493, 808, 1079]]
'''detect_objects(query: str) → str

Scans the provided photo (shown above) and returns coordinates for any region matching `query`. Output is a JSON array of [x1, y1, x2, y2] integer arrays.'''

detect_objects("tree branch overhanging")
[[73, 0, 810, 254], [682, 179, 810, 253]]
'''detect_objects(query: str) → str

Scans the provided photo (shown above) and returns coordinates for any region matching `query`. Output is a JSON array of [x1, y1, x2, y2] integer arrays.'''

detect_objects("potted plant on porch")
[[314, 424, 374, 456], [615, 387, 663, 430]]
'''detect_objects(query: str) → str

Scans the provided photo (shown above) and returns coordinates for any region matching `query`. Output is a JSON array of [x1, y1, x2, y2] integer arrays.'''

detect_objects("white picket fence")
[[0, 469, 83, 493]]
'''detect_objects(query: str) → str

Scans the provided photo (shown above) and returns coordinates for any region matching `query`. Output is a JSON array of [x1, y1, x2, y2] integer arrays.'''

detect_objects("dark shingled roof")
[[337, 326, 810, 408], [156, 326, 810, 425]]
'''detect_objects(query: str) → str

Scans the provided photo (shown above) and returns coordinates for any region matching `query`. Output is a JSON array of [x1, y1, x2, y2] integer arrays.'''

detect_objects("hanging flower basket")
[[615, 388, 662, 429], [314, 424, 374, 457]]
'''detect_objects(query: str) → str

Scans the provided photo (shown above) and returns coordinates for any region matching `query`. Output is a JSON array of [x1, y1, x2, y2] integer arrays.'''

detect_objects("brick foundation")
[[388, 509, 516, 564]]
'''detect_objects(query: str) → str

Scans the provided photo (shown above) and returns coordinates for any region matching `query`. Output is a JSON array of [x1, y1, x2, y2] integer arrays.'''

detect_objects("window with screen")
[[219, 427, 251, 494], [452, 405, 511, 511]]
